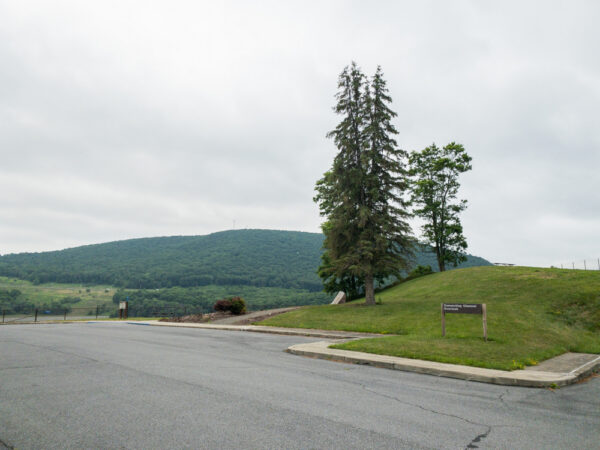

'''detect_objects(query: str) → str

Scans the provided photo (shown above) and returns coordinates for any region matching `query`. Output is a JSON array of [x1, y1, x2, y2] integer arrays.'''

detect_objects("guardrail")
[[1, 306, 107, 323], [494, 259, 600, 271], [1, 305, 206, 323]]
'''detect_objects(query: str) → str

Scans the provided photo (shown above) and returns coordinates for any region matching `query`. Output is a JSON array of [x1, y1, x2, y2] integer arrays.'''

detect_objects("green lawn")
[[259, 266, 600, 370]]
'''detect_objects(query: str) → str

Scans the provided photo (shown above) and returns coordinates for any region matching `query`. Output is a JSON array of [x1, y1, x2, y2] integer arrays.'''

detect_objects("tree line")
[[316, 62, 473, 304], [0, 229, 488, 296], [0, 230, 326, 291]]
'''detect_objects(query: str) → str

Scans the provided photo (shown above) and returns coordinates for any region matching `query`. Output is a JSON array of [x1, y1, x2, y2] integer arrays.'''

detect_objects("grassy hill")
[[0, 276, 114, 306], [0, 229, 490, 291], [259, 266, 600, 370], [0, 276, 115, 317]]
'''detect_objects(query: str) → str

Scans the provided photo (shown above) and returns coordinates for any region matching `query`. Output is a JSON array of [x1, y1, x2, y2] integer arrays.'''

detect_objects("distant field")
[[0, 276, 331, 317], [259, 266, 600, 370], [0, 276, 114, 312]]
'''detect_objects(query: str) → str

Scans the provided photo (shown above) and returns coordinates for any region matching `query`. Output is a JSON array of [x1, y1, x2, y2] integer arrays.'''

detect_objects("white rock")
[[331, 291, 346, 305]]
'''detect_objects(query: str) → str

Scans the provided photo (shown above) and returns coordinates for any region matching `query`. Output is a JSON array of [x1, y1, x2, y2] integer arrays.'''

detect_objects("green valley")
[[0, 229, 491, 315]]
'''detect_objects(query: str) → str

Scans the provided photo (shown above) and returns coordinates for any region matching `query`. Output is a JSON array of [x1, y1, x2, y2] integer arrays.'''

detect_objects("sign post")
[[441, 303, 445, 337], [442, 303, 487, 341], [119, 301, 129, 319], [482, 303, 487, 341]]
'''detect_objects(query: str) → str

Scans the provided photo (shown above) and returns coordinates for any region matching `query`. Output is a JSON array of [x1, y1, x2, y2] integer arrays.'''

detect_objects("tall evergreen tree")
[[316, 239, 364, 300], [315, 63, 413, 305], [408, 142, 472, 271]]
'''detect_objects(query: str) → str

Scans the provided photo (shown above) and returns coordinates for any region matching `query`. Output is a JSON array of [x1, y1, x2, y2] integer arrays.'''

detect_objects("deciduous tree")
[[408, 142, 472, 271]]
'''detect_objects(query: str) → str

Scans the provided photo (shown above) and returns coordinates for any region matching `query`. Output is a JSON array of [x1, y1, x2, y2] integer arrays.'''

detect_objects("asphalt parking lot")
[[1, 323, 598, 449]]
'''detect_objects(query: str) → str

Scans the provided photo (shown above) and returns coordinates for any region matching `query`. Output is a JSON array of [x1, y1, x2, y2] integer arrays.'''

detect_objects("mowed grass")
[[259, 266, 600, 370], [0, 276, 115, 311]]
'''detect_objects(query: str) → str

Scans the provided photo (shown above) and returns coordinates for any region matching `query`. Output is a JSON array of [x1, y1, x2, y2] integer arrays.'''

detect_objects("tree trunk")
[[365, 273, 375, 305], [438, 257, 446, 272], [437, 247, 446, 272]]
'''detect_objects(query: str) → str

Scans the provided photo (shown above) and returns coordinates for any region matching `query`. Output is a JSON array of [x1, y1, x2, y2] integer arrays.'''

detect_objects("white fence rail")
[[552, 259, 600, 270]]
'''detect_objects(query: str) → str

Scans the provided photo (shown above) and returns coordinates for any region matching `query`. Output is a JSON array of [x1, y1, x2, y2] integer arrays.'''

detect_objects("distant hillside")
[[0, 229, 492, 290]]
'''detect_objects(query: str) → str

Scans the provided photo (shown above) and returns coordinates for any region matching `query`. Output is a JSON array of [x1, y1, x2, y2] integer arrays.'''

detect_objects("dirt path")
[[208, 306, 301, 325]]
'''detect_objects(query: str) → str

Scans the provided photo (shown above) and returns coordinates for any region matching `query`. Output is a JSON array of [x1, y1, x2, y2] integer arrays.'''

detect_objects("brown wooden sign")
[[443, 303, 482, 314], [442, 303, 487, 340]]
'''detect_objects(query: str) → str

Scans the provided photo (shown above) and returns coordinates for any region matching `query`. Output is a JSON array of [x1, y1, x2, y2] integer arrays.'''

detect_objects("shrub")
[[229, 297, 246, 315], [213, 296, 247, 315], [213, 298, 232, 312]]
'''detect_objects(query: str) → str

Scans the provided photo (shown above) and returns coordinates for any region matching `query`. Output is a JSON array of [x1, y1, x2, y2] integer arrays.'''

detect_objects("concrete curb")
[[286, 341, 600, 388]]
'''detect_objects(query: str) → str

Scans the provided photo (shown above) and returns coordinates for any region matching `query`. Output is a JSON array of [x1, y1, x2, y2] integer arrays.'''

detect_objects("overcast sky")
[[1, 1, 599, 268]]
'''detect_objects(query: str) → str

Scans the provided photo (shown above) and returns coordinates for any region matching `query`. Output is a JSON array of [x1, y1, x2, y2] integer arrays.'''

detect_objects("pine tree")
[[315, 63, 413, 305], [316, 241, 364, 300]]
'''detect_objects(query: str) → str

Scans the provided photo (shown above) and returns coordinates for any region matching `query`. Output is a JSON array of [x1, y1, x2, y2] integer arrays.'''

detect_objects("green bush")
[[229, 297, 246, 315], [213, 296, 247, 315]]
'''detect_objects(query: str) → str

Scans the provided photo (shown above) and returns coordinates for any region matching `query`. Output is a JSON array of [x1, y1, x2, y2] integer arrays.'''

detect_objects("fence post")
[[64, 309, 67, 321], [598, 258, 600, 271], [584, 260, 587, 270], [96, 305, 99, 319], [2, 310, 5, 323], [35, 308, 38, 323], [572, 262, 575, 270]]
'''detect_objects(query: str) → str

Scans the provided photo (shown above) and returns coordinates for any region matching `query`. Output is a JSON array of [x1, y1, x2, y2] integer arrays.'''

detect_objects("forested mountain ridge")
[[0, 229, 492, 290]]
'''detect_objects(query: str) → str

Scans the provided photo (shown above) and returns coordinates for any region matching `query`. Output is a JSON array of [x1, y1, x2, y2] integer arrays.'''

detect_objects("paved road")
[[1, 323, 598, 449]]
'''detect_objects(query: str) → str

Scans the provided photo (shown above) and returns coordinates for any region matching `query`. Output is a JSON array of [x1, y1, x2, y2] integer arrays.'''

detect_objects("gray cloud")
[[1, 0, 599, 268]]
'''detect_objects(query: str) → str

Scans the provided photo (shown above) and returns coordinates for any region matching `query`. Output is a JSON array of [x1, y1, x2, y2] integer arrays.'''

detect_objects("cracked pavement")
[[1, 323, 598, 449]]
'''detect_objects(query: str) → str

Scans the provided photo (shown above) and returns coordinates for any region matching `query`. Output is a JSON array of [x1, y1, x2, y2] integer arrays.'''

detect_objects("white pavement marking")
[[569, 355, 600, 374]]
